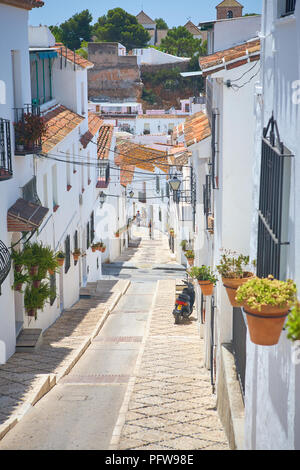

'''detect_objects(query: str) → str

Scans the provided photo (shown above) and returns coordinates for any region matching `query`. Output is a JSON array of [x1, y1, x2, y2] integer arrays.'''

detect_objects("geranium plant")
[[236, 276, 297, 312], [216, 249, 255, 279], [14, 112, 47, 148], [185, 250, 195, 259]]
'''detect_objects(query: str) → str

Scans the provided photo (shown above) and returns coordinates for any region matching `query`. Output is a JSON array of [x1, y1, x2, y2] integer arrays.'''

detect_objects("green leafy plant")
[[216, 249, 255, 279], [24, 283, 51, 313], [180, 240, 188, 251], [236, 276, 297, 311], [189, 266, 218, 285], [12, 272, 30, 292], [185, 250, 195, 259], [286, 302, 300, 342], [11, 249, 25, 271]]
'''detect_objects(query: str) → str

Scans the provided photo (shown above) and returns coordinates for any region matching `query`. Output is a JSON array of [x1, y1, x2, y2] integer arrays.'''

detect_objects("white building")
[[0, 16, 126, 364], [133, 48, 190, 67], [245, 0, 300, 450]]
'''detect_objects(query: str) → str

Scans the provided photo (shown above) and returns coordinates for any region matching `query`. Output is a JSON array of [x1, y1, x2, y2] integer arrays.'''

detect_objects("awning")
[[7, 198, 49, 232], [30, 50, 58, 61]]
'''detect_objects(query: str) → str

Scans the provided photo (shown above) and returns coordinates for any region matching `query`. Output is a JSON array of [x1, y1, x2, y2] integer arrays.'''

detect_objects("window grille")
[[257, 114, 292, 279], [0, 118, 12, 181], [64, 235, 71, 274]]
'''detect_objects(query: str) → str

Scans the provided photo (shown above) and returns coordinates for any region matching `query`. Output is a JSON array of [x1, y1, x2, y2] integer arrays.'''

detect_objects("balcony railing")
[[0, 118, 12, 181], [0, 240, 11, 295], [96, 161, 110, 189], [14, 105, 43, 156], [284, 0, 296, 15]]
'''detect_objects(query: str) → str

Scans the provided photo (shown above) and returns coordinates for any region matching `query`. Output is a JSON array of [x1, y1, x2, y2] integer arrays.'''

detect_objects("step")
[[15, 329, 43, 353]]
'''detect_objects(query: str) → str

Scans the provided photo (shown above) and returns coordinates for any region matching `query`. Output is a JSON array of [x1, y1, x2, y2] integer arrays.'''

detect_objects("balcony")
[[96, 161, 110, 189], [13, 105, 44, 156], [0, 118, 13, 181]]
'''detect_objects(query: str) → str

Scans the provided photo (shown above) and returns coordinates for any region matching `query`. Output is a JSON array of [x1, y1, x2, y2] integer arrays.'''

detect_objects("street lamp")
[[99, 191, 107, 208], [169, 175, 182, 192], [129, 190, 134, 198]]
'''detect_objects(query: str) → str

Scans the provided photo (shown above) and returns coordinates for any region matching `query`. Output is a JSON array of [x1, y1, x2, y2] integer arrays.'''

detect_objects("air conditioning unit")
[[79, 194, 83, 205]]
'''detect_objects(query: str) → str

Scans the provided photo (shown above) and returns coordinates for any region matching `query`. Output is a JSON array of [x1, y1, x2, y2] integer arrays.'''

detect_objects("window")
[[66, 149, 71, 189], [52, 165, 58, 209], [49, 273, 56, 306], [211, 109, 220, 189], [90, 212, 95, 244], [256, 115, 292, 279], [284, 0, 296, 15], [156, 175, 160, 194], [144, 123, 150, 135], [43, 174, 48, 207], [64, 235, 71, 274], [227, 10, 233, 18]]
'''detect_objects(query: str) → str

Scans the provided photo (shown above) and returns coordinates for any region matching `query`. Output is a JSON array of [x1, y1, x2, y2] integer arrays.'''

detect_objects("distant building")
[[136, 10, 157, 46], [216, 0, 244, 20], [184, 20, 207, 43]]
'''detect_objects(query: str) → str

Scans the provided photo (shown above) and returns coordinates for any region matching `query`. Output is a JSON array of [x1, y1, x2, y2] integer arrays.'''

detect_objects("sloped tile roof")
[[42, 105, 85, 153], [51, 43, 94, 70], [184, 112, 211, 147], [115, 140, 169, 186], [0, 0, 44, 9], [216, 0, 243, 7], [7, 198, 48, 232], [80, 112, 103, 149], [136, 10, 156, 25], [97, 125, 114, 160], [199, 38, 260, 76]]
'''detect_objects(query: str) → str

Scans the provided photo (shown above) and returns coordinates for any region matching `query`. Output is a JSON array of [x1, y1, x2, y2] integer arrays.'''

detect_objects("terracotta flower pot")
[[15, 265, 22, 273], [222, 273, 254, 307], [26, 309, 37, 318], [15, 283, 23, 292], [73, 254, 80, 262], [243, 304, 290, 346], [101, 247, 106, 253], [57, 258, 65, 267], [187, 258, 194, 267], [92, 247, 97, 253], [198, 280, 214, 296], [29, 266, 39, 276], [48, 269, 55, 276]]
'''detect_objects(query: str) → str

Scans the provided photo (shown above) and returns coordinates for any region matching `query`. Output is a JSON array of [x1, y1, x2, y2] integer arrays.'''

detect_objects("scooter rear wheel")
[[174, 312, 181, 324]]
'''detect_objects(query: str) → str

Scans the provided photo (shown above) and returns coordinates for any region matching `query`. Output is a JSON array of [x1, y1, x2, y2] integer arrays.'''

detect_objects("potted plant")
[[56, 251, 66, 267], [91, 243, 100, 253], [216, 249, 255, 307], [14, 112, 47, 151], [185, 250, 195, 267], [12, 272, 29, 292], [11, 249, 24, 273], [180, 240, 188, 252], [189, 265, 218, 296], [236, 276, 297, 346], [24, 283, 51, 318], [169, 228, 174, 236], [115, 230, 120, 238], [286, 302, 300, 343], [73, 248, 81, 261], [101, 244, 106, 253]]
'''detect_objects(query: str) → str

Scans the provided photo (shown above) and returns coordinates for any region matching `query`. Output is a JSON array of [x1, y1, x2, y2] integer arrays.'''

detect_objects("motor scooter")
[[173, 275, 195, 324]]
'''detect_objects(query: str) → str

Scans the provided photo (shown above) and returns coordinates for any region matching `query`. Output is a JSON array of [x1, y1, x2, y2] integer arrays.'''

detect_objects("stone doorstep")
[[15, 329, 43, 352]]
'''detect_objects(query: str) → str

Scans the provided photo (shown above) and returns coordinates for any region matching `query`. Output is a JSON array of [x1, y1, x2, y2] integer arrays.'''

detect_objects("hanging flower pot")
[[29, 266, 39, 276], [198, 280, 214, 296], [33, 280, 41, 289], [56, 251, 65, 267], [15, 283, 23, 292], [243, 304, 291, 346], [236, 277, 297, 346], [26, 308, 37, 318], [48, 269, 55, 276], [101, 246, 106, 253], [222, 273, 254, 307], [15, 265, 22, 273], [73, 249, 81, 262]]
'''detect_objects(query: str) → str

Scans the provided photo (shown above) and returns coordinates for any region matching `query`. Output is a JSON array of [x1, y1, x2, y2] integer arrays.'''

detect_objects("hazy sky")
[[29, 0, 262, 27]]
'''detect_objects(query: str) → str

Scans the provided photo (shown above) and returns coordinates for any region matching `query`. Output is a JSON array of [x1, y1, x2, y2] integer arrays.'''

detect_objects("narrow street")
[[0, 228, 229, 450]]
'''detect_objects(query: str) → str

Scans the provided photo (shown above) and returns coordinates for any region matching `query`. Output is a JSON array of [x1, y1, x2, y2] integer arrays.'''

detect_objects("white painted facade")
[[133, 48, 190, 66], [245, 0, 300, 450], [0, 20, 127, 364]]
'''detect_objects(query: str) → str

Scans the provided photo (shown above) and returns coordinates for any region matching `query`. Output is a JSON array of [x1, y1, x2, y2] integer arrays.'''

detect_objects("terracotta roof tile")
[[97, 125, 114, 160], [42, 105, 85, 153], [80, 112, 103, 149], [115, 140, 169, 187], [199, 38, 260, 76], [0, 0, 44, 9], [184, 112, 211, 147], [7, 198, 48, 232], [51, 43, 94, 70]]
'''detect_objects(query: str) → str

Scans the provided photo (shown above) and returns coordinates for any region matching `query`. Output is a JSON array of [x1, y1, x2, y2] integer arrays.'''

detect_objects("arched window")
[[227, 10, 233, 18]]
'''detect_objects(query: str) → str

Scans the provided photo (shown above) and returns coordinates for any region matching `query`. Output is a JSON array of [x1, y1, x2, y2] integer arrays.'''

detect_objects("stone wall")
[[88, 43, 142, 101]]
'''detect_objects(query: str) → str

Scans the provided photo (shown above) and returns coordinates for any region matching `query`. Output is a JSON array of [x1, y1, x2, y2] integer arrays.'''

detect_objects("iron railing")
[[203, 174, 212, 230], [0, 240, 11, 295], [14, 105, 42, 155], [232, 307, 247, 400], [257, 115, 292, 279], [0, 118, 12, 181], [96, 161, 110, 189]]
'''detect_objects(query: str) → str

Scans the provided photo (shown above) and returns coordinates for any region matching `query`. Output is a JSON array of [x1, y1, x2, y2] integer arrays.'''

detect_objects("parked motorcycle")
[[173, 276, 195, 324]]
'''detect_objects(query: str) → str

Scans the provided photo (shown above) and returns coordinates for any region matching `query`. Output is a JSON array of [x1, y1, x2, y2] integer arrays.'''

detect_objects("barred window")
[[64, 235, 71, 274]]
